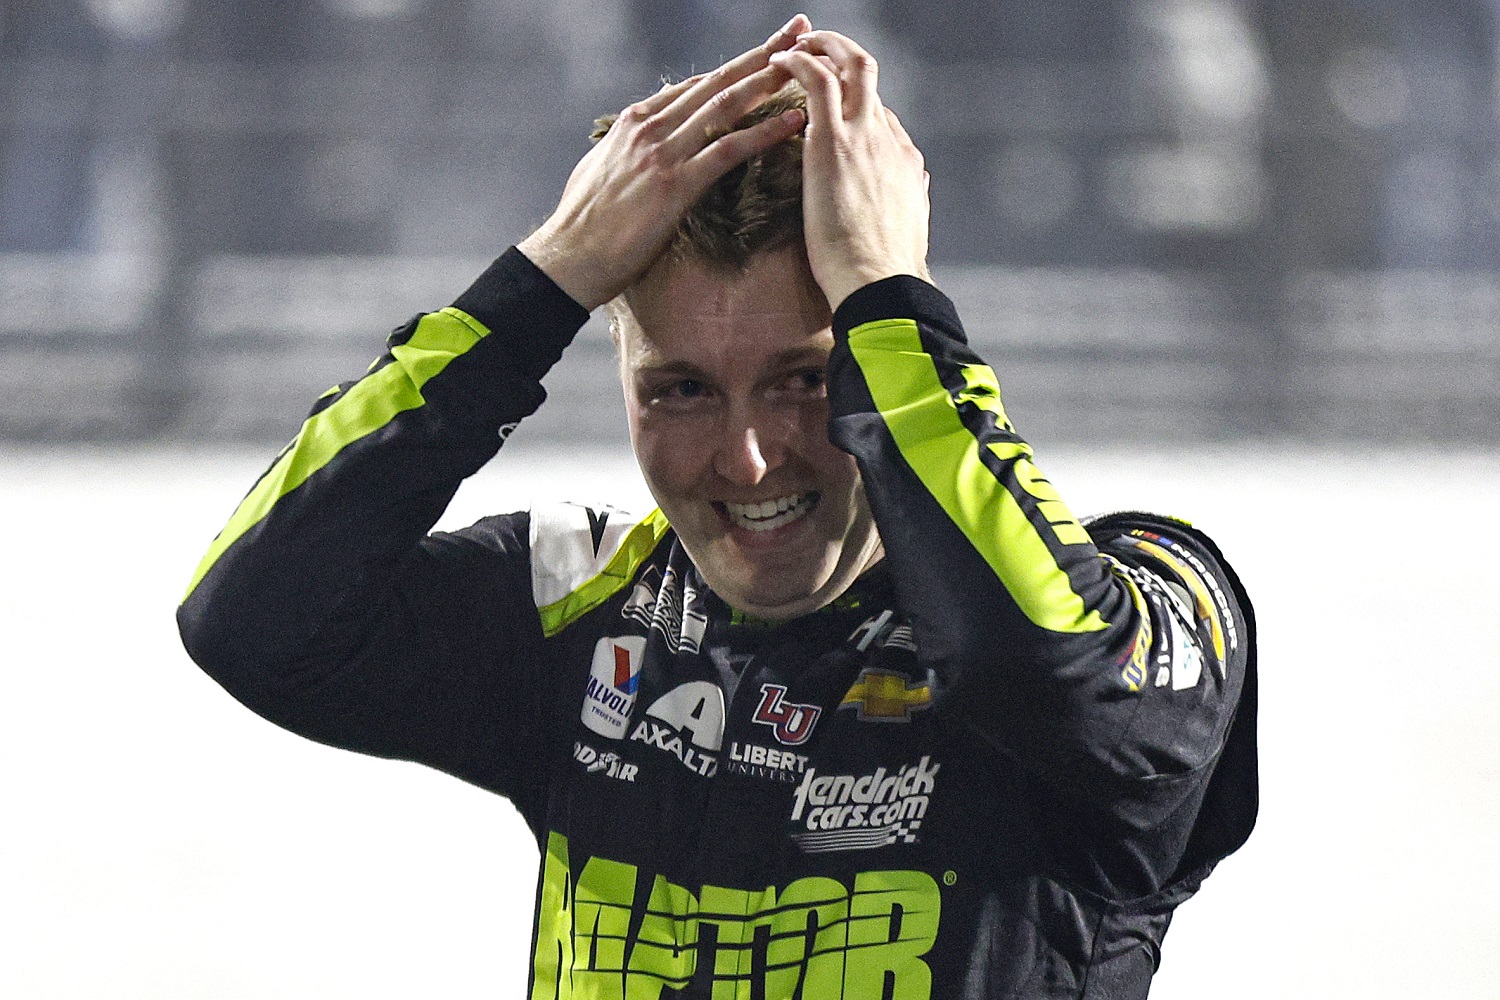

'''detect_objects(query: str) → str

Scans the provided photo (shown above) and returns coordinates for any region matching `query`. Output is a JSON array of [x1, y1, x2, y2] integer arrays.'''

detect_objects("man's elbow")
[[177, 590, 242, 681]]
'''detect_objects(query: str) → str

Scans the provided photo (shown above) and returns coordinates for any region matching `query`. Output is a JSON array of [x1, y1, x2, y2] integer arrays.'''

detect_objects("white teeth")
[[724, 494, 817, 532]]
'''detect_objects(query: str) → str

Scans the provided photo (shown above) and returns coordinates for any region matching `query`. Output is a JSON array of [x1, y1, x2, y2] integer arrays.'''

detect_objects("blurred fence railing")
[[5, 28, 1500, 446], [4, 251, 1496, 445]]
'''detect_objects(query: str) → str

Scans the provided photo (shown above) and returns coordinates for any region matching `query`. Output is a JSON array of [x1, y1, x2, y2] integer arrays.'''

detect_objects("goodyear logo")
[[572, 742, 638, 783], [839, 668, 932, 722], [530, 832, 942, 1000]]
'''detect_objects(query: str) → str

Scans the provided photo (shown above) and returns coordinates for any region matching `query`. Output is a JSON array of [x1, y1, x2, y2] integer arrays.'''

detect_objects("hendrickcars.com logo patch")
[[788, 756, 940, 853]]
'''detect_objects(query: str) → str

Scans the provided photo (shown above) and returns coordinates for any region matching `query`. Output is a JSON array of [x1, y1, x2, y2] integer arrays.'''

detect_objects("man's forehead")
[[625, 248, 830, 319], [617, 249, 834, 365], [628, 339, 831, 371]]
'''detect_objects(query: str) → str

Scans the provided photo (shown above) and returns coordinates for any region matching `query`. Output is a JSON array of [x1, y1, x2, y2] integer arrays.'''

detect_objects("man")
[[179, 16, 1256, 999]]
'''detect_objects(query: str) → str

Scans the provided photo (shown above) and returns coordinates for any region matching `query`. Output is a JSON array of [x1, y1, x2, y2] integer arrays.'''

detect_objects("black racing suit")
[[178, 248, 1257, 999]]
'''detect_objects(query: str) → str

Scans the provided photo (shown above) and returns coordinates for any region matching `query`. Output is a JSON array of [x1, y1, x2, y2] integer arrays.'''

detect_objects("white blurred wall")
[[1, 441, 1496, 998]]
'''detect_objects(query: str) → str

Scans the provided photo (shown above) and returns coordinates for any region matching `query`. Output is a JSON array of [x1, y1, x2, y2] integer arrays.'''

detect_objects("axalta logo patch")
[[840, 668, 932, 722], [789, 756, 940, 853], [581, 636, 645, 739], [629, 680, 724, 777]]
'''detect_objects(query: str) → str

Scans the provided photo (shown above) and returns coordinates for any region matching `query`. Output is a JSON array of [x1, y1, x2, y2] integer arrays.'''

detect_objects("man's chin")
[[690, 525, 882, 622], [723, 584, 835, 623], [699, 558, 834, 622]]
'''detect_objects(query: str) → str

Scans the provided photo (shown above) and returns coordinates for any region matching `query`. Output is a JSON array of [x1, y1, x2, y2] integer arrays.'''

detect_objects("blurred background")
[[5, 0, 1500, 444], [3, 3, 1498, 999]]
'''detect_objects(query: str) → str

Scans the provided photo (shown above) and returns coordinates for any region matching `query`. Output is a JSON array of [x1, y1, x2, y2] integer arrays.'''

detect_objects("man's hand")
[[517, 15, 813, 311], [769, 31, 931, 312]]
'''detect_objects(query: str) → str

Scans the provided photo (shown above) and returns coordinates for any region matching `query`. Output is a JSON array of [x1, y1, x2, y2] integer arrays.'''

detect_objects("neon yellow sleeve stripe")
[[1127, 536, 1227, 663], [538, 509, 672, 637], [847, 318, 1106, 634], [181, 307, 492, 602]]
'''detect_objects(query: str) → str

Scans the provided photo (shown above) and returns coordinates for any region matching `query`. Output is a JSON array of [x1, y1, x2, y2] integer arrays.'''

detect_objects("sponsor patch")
[[572, 742, 638, 782], [533, 831, 943, 999], [724, 740, 810, 783], [848, 609, 918, 653], [840, 668, 933, 722], [581, 636, 645, 739], [627, 681, 724, 777], [621, 563, 708, 655], [1102, 553, 1153, 693], [789, 756, 941, 853], [752, 684, 821, 746], [1127, 529, 1238, 667], [630, 719, 718, 776]]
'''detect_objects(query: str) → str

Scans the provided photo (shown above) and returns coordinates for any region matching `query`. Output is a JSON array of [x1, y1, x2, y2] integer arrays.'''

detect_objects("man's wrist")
[[451, 247, 591, 380], [832, 272, 957, 344], [823, 264, 933, 314], [516, 232, 607, 313]]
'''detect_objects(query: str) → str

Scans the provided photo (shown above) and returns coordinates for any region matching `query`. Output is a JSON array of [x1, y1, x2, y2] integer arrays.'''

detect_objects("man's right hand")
[[517, 14, 813, 312]]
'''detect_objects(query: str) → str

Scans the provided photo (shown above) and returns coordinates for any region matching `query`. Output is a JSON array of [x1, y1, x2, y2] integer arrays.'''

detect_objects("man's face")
[[615, 248, 882, 621]]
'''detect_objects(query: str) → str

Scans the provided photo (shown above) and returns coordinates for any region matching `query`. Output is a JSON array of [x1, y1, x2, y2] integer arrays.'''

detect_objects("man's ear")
[[605, 297, 633, 385], [603, 295, 626, 345]]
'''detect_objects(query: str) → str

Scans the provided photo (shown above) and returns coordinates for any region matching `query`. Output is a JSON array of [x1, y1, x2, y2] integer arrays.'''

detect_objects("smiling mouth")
[[718, 492, 820, 533]]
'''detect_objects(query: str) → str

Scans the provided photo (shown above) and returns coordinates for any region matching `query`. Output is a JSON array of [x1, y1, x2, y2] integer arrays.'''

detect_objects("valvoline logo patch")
[[582, 636, 646, 740], [609, 638, 641, 694]]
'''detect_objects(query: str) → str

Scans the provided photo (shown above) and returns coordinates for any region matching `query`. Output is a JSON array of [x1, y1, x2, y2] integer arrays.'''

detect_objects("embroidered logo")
[[848, 609, 918, 653], [572, 742, 638, 782], [628, 681, 724, 777], [839, 668, 932, 722], [788, 756, 941, 853], [752, 684, 822, 746], [621, 564, 708, 654]]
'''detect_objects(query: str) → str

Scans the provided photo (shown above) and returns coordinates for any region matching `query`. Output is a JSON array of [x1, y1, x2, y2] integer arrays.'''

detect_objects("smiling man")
[[615, 246, 881, 619], [179, 16, 1257, 1000]]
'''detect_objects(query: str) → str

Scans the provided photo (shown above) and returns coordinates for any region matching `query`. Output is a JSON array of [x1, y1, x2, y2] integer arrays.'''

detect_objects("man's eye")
[[790, 369, 827, 395], [649, 378, 708, 404]]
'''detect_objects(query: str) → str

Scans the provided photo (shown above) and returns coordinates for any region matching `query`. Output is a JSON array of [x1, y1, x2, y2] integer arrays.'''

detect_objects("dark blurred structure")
[[3, 0, 1497, 445]]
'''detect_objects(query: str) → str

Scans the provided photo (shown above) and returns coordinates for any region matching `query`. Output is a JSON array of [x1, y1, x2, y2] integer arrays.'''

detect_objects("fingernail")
[[779, 15, 803, 35]]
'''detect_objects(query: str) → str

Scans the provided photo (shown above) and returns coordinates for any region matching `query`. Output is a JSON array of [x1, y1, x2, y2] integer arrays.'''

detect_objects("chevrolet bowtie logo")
[[839, 669, 932, 722]]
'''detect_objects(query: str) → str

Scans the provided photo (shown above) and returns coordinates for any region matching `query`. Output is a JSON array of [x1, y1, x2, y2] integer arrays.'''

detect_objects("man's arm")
[[177, 18, 822, 804], [176, 250, 587, 808], [827, 275, 1254, 833], [776, 32, 1256, 872]]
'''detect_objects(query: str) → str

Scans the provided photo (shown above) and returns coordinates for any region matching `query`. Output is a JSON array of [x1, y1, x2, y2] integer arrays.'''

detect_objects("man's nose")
[[713, 410, 783, 486]]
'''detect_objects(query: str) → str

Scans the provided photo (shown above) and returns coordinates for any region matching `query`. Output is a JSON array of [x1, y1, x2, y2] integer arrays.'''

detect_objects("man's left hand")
[[770, 31, 931, 312]]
